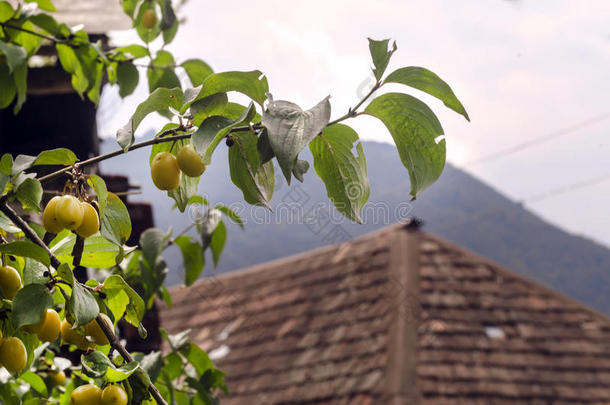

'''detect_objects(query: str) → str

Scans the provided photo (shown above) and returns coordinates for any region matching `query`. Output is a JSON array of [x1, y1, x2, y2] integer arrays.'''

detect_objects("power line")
[[432, 172, 610, 234], [524, 172, 610, 203], [462, 111, 610, 166]]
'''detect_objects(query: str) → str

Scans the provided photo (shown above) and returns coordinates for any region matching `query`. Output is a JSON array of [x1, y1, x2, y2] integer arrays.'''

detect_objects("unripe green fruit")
[[151, 152, 181, 190], [49, 370, 66, 386], [101, 384, 128, 405], [142, 9, 157, 29], [43, 196, 64, 234], [55, 195, 84, 230], [177, 145, 206, 177], [0, 265, 22, 299], [76, 202, 100, 238], [70, 384, 102, 405], [0, 336, 27, 373], [85, 313, 111, 346]]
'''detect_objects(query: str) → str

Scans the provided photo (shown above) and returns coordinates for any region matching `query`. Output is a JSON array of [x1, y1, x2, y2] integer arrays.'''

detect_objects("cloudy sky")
[[99, 0, 610, 246]]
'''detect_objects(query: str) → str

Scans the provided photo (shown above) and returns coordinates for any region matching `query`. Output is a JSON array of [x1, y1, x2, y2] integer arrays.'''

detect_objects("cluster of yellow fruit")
[[60, 313, 111, 350], [71, 383, 128, 405], [43, 195, 100, 238], [151, 145, 206, 191]]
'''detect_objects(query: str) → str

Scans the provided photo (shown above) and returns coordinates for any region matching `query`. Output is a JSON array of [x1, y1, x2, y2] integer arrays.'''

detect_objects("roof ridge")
[[169, 222, 407, 293], [421, 231, 610, 325]]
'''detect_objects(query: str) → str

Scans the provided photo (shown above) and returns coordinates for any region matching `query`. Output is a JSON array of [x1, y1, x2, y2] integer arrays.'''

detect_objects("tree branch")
[[38, 124, 262, 184], [326, 80, 381, 128], [0, 197, 168, 405]]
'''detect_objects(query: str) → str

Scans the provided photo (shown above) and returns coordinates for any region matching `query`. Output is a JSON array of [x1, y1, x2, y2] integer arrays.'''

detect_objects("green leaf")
[[20, 371, 48, 397], [53, 234, 121, 269], [12, 59, 27, 113], [81, 350, 139, 382], [12, 284, 53, 329], [261, 94, 331, 183], [4, 20, 43, 54], [181, 59, 213, 87], [15, 177, 42, 212], [385, 66, 469, 121], [71, 282, 99, 327], [365, 92, 445, 199], [215, 204, 244, 229], [0, 153, 12, 175], [0, 240, 50, 267], [189, 93, 228, 125], [100, 192, 132, 245], [29, 13, 61, 36], [209, 220, 226, 267], [33, 148, 78, 166], [292, 158, 309, 182], [22, 258, 49, 285], [54, 262, 73, 285], [310, 124, 369, 223], [174, 235, 204, 286], [257, 128, 274, 164], [117, 61, 139, 97], [87, 174, 107, 219], [0, 1, 13, 22], [193, 102, 256, 164], [113, 44, 149, 59], [179, 343, 213, 379], [12, 154, 35, 175], [138, 351, 163, 383], [197, 70, 269, 106], [368, 38, 397, 81], [25, 0, 56, 12], [168, 169, 200, 213], [139, 228, 165, 268], [102, 274, 145, 327], [147, 50, 181, 93], [0, 64, 16, 109], [229, 130, 274, 209], [0, 40, 27, 73], [116, 87, 183, 151]]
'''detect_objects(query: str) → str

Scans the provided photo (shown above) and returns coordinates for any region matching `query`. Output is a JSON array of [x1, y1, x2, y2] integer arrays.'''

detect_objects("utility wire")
[[462, 111, 610, 166]]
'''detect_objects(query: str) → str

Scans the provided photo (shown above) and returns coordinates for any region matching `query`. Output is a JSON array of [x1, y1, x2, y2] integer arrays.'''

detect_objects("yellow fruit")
[[55, 195, 84, 230], [49, 370, 66, 386], [142, 9, 157, 29], [61, 320, 93, 350], [177, 145, 206, 177], [43, 196, 64, 234], [70, 384, 102, 405], [76, 202, 100, 238], [85, 313, 111, 346], [0, 336, 27, 373], [151, 152, 181, 191], [101, 385, 128, 405], [0, 265, 22, 300], [36, 309, 61, 342]]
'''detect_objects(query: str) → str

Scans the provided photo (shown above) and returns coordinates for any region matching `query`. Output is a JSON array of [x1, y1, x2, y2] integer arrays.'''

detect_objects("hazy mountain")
[[100, 138, 610, 314]]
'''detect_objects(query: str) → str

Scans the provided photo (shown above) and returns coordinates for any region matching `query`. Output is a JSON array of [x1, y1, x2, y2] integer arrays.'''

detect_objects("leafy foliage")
[[0, 0, 468, 403]]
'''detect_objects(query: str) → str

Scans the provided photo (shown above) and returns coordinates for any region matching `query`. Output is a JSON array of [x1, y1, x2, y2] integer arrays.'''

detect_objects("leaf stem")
[[326, 80, 381, 127]]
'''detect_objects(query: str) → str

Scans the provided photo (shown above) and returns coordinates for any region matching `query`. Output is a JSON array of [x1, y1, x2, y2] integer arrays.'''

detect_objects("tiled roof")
[[160, 223, 610, 404], [8, 0, 130, 33]]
